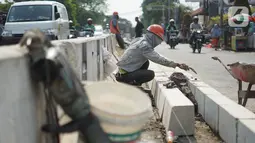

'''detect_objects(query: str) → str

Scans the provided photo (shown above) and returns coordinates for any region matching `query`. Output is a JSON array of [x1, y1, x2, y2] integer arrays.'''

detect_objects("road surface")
[[156, 43, 255, 112]]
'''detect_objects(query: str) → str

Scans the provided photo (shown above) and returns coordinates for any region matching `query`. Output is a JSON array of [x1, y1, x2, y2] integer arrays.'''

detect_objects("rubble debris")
[[163, 72, 198, 115]]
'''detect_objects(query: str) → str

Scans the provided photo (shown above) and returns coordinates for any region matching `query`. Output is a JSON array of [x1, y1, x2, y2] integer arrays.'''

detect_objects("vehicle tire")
[[198, 48, 201, 53]]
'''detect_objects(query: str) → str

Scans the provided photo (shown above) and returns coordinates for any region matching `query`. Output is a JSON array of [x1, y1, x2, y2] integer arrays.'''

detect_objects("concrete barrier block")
[[203, 88, 236, 133], [156, 84, 165, 118], [147, 80, 153, 89], [219, 104, 255, 143], [149, 61, 161, 70], [151, 76, 169, 99], [188, 81, 209, 97], [154, 72, 167, 77], [162, 88, 194, 136], [193, 86, 207, 117], [237, 119, 255, 143]]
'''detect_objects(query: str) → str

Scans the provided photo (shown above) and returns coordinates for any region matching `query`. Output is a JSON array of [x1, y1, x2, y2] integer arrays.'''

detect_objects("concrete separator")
[[148, 62, 195, 136], [146, 60, 255, 142], [111, 45, 255, 142], [147, 60, 255, 143]]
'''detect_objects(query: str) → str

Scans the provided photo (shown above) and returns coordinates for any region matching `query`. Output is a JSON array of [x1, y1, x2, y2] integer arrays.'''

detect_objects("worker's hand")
[[176, 63, 189, 71]]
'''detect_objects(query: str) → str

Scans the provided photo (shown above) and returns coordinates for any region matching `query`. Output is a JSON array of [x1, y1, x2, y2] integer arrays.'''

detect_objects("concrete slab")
[[219, 104, 255, 143], [187, 80, 209, 96], [193, 86, 206, 117], [151, 77, 169, 100], [156, 84, 166, 118], [154, 72, 167, 77], [237, 119, 255, 143], [203, 89, 236, 133], [162, 88, 194, 136]]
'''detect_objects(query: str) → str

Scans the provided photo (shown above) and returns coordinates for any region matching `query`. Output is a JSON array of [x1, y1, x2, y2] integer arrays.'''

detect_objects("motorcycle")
[[168, 30, 179, 49], [68, 29, 78, 39], [84, 28, 94, 37], [191, 29, 204, 53]]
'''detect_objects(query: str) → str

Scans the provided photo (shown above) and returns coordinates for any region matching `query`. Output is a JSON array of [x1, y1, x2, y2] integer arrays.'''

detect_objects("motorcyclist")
[[189, 16, 203, 45], [115, 24, 190, 86], [84, 18, 95, 32], [166, 19, 178, 44]]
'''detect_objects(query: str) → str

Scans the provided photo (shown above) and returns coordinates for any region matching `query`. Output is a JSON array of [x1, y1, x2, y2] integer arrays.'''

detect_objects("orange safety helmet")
[[147, 24, 164, 40], [113, 11, 118, 15]]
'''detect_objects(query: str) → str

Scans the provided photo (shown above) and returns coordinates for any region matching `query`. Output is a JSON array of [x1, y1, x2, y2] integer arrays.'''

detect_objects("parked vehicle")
[[191, 29, 204, 53], [1, 1, 71, 45]]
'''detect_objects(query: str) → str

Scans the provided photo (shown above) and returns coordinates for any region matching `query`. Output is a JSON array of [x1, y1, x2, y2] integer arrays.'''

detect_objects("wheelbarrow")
[[212, 56, 255, 106]]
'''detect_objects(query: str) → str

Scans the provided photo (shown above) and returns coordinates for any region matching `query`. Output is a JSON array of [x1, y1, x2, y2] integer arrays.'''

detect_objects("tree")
[[141, 0, 192, 28], [182, 14, 192, 26], [0, 1, 13, 12]]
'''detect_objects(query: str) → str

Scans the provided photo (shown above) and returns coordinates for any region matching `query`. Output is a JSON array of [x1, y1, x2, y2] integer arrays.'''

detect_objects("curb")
[[148, 62, 195, 136], [149, 61, 255, 143]]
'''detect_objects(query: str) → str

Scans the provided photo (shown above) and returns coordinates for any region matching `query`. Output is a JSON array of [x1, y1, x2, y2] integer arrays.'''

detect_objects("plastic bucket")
[[85, 81, 153, 142]]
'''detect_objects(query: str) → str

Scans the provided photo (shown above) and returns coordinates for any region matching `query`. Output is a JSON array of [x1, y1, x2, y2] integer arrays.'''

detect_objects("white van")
[[1, 1, 70, 45]]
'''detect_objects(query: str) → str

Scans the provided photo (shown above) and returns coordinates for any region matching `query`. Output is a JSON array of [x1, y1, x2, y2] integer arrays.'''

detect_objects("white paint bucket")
[[85, 81, 153, 142]]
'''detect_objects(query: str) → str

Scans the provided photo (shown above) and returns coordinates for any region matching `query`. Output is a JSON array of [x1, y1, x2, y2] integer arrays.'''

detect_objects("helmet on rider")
[[147, 24, 164, 40], [87, 18, 92, 25], [193, 16, 199, 23], [113, 11, 119, 19], [169, 19, 175, 25]]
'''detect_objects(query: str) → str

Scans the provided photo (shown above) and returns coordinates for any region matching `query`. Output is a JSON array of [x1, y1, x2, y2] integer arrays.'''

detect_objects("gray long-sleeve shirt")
[[117, 33, 177, 72]]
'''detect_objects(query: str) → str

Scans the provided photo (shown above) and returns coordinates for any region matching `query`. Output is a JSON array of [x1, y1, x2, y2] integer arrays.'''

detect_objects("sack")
[[102, 47, 118, 78], [102, 47, 111, 61]]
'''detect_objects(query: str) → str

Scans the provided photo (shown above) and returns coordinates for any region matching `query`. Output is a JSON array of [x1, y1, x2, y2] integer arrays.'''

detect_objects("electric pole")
[[162, 5, 165, 24], [168, 0, 171, 21], [219, 0, 223, 28]]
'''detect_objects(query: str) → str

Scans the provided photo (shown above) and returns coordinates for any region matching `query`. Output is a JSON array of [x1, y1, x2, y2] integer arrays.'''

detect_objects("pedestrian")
[[135, 17, 144, 38], [211, 24, 221, 49], [110, 11, 125, 49], [115, 24, 190, 86]]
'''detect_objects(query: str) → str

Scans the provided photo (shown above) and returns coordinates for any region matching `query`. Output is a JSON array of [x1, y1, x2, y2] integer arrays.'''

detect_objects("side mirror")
[[69, 20, 73, 23], [55, 12, 60, 19]]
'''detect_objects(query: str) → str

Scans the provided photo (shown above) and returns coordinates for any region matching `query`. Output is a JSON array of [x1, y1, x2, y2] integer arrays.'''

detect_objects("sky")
[[106, 0, 199, 27]]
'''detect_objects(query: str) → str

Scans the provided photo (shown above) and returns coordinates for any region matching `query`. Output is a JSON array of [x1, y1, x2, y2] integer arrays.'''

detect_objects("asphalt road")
[[156, 43, 255, 112]]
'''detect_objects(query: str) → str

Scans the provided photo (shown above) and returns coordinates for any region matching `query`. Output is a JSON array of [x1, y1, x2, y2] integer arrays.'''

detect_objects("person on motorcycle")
[[166, 19, 178, 44], [84, 18, 95, 32], [115, 24, 190, 86], [189, 16, 204, 45]]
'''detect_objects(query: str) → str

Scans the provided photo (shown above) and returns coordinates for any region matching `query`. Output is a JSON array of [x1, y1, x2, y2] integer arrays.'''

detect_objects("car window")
[[7, 5, 52, 22]]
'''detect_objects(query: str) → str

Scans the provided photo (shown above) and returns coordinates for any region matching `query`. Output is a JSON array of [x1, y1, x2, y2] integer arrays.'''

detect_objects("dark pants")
[[135, 32, 142, 38], [189, 32, 205, 45], [167, 32, 179, 44], [115, 61, 155, 86], [116, 34, 125, 49]]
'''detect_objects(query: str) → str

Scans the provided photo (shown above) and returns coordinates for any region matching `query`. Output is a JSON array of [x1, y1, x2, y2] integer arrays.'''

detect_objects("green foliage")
[[208, 14, 228, 27], [141, 0, 192, 28], [0, 1, 13, 12], [182, 13, 192, 26]]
